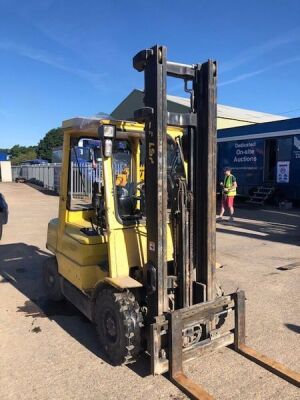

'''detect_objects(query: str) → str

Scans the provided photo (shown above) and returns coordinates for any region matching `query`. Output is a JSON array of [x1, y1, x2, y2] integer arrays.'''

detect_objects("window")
[[68, 138, 102, 210], [277, 138, 292, 161], [52, 147, 63, 163], [114, 135, 185, 222], [167, 136, 185, 190], [113, 140, 137, 221]]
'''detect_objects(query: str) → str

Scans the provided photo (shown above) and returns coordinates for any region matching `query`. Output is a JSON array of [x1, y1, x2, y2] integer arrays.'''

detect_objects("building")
[[217, 117, 300, 201], [111, 89, 286, 129], [0, 152, 9, 161]]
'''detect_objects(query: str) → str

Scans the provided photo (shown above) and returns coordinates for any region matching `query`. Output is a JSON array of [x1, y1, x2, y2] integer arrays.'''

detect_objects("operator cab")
[[64, 118, 185, 230]]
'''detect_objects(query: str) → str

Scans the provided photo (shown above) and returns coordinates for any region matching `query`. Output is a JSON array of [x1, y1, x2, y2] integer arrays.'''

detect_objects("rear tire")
[[95, 288, 143, 365], [43, 257, 64, 301]]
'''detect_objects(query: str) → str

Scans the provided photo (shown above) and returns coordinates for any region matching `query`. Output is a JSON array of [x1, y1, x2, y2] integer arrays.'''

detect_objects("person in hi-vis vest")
[[218, 167, 237, 222]]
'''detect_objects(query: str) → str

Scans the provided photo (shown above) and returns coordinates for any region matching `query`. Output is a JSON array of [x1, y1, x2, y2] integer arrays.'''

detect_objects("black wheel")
[[43, 257, 64, 301], [95, 288, 143, 365], [0, 224, 3, 240]]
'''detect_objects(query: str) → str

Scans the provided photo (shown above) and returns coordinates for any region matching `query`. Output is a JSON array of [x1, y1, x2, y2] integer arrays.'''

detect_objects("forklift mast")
[[132, 47, 299, 398], [133, 45, 217, 320]]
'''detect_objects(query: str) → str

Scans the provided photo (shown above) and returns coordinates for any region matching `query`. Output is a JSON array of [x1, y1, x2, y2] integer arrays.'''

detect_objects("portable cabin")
[[0, 152, 9, 161], [217, 117, 300, 201]]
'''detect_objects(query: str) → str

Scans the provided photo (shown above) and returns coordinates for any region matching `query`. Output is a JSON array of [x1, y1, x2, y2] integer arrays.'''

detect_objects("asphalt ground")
[[0, 182, 299, 400]]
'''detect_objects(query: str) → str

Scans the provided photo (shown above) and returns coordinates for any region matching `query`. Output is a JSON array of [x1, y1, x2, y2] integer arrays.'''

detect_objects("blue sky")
[[0, 0, 300, 147]]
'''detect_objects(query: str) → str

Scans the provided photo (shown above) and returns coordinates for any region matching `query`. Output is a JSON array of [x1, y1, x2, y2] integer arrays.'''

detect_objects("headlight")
[[98, 124, 116, 139]]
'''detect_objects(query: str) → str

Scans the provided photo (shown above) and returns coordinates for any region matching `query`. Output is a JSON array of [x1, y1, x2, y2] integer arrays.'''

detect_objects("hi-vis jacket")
[[224, 174, 237, 197]]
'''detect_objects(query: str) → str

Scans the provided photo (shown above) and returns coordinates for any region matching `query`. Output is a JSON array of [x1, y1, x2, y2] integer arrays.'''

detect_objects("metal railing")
[[70, 162, 102, 199], [11, 161, 127, 200], [11, 163, 62, 192]]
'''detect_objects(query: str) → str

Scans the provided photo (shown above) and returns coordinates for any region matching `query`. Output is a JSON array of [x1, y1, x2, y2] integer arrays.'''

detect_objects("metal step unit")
[[248, 185, 275, 205]]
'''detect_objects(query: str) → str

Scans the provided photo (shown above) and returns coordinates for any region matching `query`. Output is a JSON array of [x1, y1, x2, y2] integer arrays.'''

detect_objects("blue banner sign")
[[219, 139, 264, 171]]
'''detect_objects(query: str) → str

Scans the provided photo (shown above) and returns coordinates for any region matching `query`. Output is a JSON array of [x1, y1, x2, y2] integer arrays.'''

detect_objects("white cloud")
[[0, 40, 107, 88], [220, 56, 300, 86], [220, 27, 300, 74]]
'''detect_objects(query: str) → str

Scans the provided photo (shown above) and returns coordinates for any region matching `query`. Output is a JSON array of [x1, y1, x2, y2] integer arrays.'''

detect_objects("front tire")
[[95, 288, 143, 365], [43, 257, 64, 301]]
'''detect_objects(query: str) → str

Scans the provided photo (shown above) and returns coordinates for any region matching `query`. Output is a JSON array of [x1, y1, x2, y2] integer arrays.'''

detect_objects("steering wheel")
[[131, 181, 146, 216], [133, 181, 145, 201]]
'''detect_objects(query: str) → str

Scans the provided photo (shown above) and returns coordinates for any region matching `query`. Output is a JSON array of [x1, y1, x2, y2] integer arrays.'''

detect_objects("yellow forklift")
[[45, 45, 299, 398]]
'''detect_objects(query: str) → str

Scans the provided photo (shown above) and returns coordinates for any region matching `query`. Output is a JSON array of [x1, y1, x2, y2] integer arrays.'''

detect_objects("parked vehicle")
[[0, 194, 8, 240], [20, 159, 49, 165]]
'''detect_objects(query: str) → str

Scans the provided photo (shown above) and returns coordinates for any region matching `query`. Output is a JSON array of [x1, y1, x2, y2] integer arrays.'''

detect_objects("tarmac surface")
[[0, 182, 299, 400]]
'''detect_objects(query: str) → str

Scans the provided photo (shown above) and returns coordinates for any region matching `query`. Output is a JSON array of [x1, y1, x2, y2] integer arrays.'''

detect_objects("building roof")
[[218, 116, 300, 142], [111, 89, 287, 124]]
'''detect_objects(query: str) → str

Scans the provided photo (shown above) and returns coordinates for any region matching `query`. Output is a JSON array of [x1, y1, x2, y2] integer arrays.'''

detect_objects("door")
[[264, 137, 293, 183], [264, 139, 277, 182]]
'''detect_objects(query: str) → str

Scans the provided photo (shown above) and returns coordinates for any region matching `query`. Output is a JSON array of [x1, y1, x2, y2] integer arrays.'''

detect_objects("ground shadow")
[[216, 206, 300, 245], [0, 242, 148, 377], [284, 323, 300, 334], [0, 243, 104, 355], [127, 353, 151, 378], [17, 182, 59, 196]]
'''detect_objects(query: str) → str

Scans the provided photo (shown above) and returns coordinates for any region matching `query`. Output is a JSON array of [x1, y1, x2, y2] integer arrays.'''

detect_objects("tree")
[[4, 127, 63, 165], [37, 128, 63, 161], [10, 148, 37, 165], [9, 145, 37, 165]]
